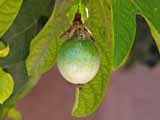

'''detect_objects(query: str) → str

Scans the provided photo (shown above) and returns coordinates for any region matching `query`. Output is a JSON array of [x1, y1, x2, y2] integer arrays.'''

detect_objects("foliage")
[[0, 0, 159, 119], [112, 0, 160, 69], [0, 0, 54, 119], [7, 107, 21, 120], [0, 68, 14, 104], [0, 41, 9, 57]]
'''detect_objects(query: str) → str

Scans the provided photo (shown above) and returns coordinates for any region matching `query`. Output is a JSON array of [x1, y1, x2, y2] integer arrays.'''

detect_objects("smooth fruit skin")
[[57, 37, 100, 84]]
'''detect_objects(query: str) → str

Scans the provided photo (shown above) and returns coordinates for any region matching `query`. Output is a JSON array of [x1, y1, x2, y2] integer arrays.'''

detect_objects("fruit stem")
[[73, 12, 83, 25]]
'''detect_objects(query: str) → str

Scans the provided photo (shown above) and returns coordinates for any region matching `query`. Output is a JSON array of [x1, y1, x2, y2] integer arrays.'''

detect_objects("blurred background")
[[15, 16, 160, 120]]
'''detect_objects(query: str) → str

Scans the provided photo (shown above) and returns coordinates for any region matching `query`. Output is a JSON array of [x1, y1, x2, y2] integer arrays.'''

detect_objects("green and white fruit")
[[57, 37, 100, 84]]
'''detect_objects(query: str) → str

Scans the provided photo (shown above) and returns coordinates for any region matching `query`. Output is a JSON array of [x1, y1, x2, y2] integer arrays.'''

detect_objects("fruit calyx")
[[61, 12, 94, 41]]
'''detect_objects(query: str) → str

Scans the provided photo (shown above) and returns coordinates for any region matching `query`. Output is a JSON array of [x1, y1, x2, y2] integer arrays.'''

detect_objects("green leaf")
[[131, 0, 160, 52], [0, 106, 11, 120], [2, 0, 160, 118], [0, 68, 14, 104], [0, 0, 53, 66], [27, 0, 112, 117], [26, 0, 112, 117], [26, 0, 72, 77], [112, 0, 160, 69], [0, 41, 9, 57], [0, 0, 53, 94], [67, 0, 88, 23], [146, 19, 160, 52], [0, 0, 5, 6], [112, 0, 137, 69], [7, 107, 22, 120], [0, 0, 23, 37], [72, 0, 112, 117], [0, 0, 54, 118], [0, 45, 9, 58], [0, 41, 5, 49]]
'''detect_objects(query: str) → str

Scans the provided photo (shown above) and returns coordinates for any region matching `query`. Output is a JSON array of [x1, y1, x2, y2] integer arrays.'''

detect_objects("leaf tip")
[[71, 87, 80, 116], [0, 44, 10, 57]]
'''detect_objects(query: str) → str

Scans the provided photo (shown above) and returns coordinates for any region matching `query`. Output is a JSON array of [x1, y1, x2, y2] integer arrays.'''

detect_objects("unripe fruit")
[[57, 37, 100, 84]]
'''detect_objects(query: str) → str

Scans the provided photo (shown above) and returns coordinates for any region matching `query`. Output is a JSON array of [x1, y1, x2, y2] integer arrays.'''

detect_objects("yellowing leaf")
[[26, 0, 71, 77], [0, 68, 14, 104], [7, 107, 22, 120], [145, 18, 160, 52], [0, 45, 10, 58]]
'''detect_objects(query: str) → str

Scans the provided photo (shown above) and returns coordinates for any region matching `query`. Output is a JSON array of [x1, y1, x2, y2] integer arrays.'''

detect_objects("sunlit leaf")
[[72, 0, 112, 117], [26, 0, 72, 77], [0, 68, 14, 104], [7, 107, 22, 120], [27, 0, 113, 117], [0, 0, 160, 118], [0, 41, 10, 58], [0, 43, 9, 58], [0, 0, 54, 95], [0, 0, 54, 118], [0, 0, 23, 37]]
